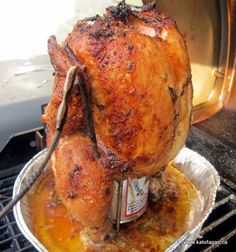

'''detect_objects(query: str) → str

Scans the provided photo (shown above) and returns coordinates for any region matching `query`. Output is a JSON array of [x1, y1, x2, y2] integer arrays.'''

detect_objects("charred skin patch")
[[108, 0, 132, 23], [68, 164, 83, 190], [64, 44, 86, 71], [96, 104, 105, 110], [168, 86, 178, 103], [89, 30, 114, 39], [100, 148, 128, 171]]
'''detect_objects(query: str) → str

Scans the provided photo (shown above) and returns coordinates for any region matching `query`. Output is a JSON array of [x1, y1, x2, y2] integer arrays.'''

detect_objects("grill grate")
[[0, 174, 36, 252], [187, 184, 236, 252], [0, 173, 235, 251]]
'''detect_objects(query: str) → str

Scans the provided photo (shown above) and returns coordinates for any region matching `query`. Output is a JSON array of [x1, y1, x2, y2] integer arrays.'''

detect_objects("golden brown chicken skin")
[[42, 2, 192, 245], [51, 135, 116, 244]]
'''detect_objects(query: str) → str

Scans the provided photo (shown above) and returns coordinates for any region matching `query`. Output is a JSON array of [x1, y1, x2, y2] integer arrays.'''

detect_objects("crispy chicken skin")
[[42, 2, 192, 244], [51, 135, 115, 243]]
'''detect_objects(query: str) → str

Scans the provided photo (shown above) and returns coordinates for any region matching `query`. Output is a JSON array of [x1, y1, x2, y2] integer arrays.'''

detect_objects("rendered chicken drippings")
[[42, 2, 192, 244], [29, 165, 201, 252]]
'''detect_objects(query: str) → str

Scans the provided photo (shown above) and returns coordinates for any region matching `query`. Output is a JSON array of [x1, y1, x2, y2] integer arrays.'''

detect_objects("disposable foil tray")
[[13, 147, 220, 252]]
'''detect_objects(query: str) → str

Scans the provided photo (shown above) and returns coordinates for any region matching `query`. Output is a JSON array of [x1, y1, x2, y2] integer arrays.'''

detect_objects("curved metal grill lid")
[[155, 0, 236, 122]]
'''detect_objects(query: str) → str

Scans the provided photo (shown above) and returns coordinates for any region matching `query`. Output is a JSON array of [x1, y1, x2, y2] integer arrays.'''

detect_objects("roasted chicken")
[[42, 1, 192, 245]]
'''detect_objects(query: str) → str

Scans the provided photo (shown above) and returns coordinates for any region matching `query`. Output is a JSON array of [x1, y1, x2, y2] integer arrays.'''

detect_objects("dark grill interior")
[[0, 173, 36, 252], [0, 109, 236, 251]]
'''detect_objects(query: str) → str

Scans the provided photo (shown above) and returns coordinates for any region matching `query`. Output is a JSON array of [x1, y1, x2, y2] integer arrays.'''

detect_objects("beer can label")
[[110, 177, 149, 223]]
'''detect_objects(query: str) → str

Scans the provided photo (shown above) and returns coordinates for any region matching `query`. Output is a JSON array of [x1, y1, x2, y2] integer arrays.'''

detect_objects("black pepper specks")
[[68, 164, 82, 180], [142, 17, 156, 24], [67, 191, 76, 199], [120, 31, 126, 37], [128, 45, 134, 52], [84, 15, 99, 22], [96, 104, 105, 110], [89, 30, 114, 39], [127, 62, 133, 71], [73, 164, 82, 174], [101, 61, 109, 68], [125, 109, 132, 117]]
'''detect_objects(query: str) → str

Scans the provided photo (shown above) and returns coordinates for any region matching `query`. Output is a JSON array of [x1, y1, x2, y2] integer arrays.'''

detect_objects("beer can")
[[110, 176, 149, 224]]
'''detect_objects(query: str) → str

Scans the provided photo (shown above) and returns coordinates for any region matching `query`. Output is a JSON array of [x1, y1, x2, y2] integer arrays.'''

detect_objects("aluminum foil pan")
[[13, 147, 220, 252]]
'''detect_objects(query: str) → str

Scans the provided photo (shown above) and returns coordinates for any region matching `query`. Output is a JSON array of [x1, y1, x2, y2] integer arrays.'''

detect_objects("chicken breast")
[[42, 1, 192, 244]]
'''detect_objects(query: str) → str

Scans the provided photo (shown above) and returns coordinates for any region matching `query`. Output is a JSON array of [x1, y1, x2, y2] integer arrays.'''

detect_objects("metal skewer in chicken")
[[42, 1, 192, 245]]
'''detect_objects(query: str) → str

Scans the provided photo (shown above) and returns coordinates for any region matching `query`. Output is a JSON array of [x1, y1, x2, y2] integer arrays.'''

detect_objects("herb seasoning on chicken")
[[42, 1, 192, 245]]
